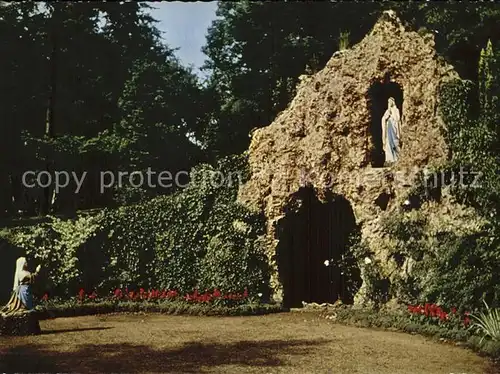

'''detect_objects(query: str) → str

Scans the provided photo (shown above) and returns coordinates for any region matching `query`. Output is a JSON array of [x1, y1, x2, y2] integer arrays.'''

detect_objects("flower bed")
[[320, 304, 500, 360], [407, 303, 471, 329], [108, 287, 250, 305], [34, 288, 284, 319]]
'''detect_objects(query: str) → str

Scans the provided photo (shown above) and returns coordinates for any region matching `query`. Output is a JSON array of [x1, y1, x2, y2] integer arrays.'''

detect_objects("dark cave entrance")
[[276, 187, 361, 308], [368, 76, 404, 167]]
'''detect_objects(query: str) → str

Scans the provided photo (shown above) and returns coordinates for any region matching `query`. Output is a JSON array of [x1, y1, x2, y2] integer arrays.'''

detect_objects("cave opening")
[[276, 187, 361, 308], [368, 76, 404, 167]]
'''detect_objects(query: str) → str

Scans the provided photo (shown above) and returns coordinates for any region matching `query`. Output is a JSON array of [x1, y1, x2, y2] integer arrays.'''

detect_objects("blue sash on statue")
[[18, 285, 33, 310], [387, 118, 399, 161]]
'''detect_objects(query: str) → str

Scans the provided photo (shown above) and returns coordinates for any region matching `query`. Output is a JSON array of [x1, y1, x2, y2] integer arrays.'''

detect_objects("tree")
[[0, 2, 206, 216], [201, 2, 500, 159], [112, 59, 204, 203], [0, 2, 47, 216], [393, 2, 500, 81], [201, 2, 386, 158]]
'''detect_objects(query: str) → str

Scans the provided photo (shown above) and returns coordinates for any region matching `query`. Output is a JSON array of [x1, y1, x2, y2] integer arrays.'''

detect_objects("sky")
[[146, 2, 218, 78]]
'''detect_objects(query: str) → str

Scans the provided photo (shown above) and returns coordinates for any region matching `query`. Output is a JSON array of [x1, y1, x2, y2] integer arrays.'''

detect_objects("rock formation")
[[238, 10, 470, 305]]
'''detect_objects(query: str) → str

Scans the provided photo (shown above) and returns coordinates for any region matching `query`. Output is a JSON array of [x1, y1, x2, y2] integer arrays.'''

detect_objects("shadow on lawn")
[[0, 338, 331, 373], [41, 327, 112, 335]]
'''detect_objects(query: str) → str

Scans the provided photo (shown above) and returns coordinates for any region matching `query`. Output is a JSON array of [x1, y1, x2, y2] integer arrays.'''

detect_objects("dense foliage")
[[371, 39, 500, 311], [378, 210, 500, 311], [0, 2, 499, 319], [3, 156, 270, 300], [1, 1, 499, 215], [433, 39, 500, 309], [0, 2, 205, 216], [201, 1, 500, 158]]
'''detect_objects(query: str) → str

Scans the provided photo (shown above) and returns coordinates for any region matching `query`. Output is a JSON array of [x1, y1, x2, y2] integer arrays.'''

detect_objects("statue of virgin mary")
[[381, 97, 401, 163]]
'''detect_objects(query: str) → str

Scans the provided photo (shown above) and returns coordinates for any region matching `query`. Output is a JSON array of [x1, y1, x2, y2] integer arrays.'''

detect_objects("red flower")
[[41, 293, 49, 302], [424, 303, 430, 316], [430, 304, 439, 317], [114, 289, 123, 299], [408, 302, 474, 327], [166, 290, 178, 299], [434, 306, 443, 318], [438, 310, 448, 321], [78, 289, 85, 302], [197, 293, 211, 303], [407, 305, 418, 314], [243, 288, 249, 298], [151, 289, 160, 299], [213, 289, 221, 298]]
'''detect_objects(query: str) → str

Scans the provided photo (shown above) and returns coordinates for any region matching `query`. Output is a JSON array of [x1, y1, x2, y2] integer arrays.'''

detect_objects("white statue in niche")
[[381, 97, 401, 163]]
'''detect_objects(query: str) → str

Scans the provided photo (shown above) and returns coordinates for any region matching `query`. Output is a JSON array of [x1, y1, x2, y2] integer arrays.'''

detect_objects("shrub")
[[395, 41, 500, 311], [198, 234, 269, 295], [423, 228, 500, 310], [9, 213, 106, 297], [338, 30, 350, 51], [375, 206, 500, 311], [471, 300, 500, 343]]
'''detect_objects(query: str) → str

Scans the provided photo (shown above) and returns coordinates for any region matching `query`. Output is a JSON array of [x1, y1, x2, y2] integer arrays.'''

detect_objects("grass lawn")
[[0, 312, 497, 373]]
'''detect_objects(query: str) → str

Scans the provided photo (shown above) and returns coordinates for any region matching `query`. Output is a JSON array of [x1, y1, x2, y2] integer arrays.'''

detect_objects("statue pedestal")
[[0, 311, 41, 336]]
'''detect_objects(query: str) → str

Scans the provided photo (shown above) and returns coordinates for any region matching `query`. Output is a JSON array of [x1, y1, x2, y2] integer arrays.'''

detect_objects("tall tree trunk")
[[45, 41, 56, 138], [41, 14, 58, 216]]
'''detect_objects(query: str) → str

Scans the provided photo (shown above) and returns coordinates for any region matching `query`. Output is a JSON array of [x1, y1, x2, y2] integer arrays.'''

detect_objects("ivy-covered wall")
[[0, 156, 270, 303]]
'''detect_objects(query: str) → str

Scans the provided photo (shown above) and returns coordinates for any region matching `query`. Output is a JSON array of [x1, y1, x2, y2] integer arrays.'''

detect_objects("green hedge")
[[1, 155, 271, 301], [34, 300, 285, 319]]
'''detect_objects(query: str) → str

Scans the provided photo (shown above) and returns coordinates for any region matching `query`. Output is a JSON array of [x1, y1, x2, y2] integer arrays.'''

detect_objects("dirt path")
[[0, 312, 496, 373]]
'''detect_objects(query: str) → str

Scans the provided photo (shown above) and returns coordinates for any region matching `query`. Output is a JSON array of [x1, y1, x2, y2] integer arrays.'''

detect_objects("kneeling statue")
[[1, 257, 42, 335]]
